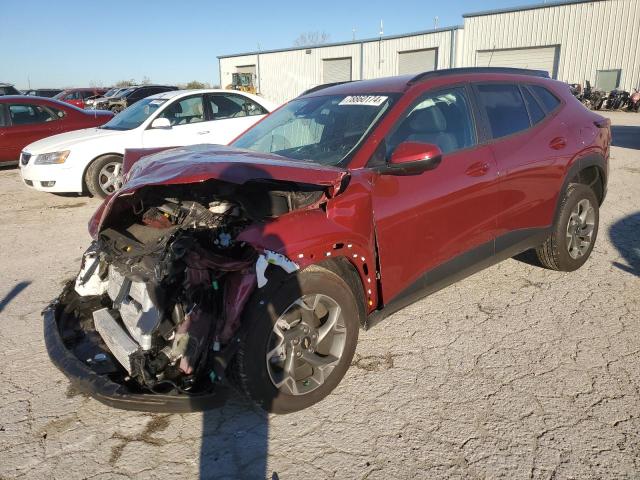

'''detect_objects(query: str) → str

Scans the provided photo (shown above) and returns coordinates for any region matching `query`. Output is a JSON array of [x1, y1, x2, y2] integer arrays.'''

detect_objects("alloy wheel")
[[98, 161, 123, 195], [566, 198, 595, 259], [266, 294, 347, 396]]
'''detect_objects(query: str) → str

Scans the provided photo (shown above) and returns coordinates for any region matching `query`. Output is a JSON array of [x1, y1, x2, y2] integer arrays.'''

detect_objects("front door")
[[3, 103, 64, 160], [370, 85, 500, 305], [142, 95, 208, 148]]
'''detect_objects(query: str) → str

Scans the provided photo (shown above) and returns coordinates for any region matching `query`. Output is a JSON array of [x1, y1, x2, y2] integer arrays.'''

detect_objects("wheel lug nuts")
[[293, 338, 299, 345], [296, 351, 302, 357]]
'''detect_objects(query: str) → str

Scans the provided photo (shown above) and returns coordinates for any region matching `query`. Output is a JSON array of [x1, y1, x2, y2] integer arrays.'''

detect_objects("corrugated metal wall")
[[460, 0, 640, 91], [220, 29, 458, 104], [220, 0, 640, 104]]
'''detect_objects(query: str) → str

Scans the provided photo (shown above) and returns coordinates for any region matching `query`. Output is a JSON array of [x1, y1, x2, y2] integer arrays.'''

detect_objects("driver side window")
[[384, 87, 476, 162]]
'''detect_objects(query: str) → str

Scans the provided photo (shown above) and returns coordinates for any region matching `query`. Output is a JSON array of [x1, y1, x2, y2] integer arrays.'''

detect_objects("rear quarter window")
[[530, 85, 561, 112]]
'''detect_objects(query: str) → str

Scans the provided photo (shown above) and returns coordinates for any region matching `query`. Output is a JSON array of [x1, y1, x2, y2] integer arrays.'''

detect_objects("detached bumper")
[[43, 300, 229, 413]]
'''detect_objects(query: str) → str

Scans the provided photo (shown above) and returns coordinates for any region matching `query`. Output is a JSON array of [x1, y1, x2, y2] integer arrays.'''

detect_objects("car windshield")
[[114, 88, 135, 99], [232, 93, 396, 166], [100, 98, 167, 130], [103, 88, 118, 97], [52, 91, 67, 99]]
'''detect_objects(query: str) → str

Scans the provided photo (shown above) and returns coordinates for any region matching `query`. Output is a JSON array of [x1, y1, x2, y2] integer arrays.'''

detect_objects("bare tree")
[[183, 80, 209, 90], [293, 31, 330, 47], [114, 79, 136, 87], [141, 76, 151, 85]]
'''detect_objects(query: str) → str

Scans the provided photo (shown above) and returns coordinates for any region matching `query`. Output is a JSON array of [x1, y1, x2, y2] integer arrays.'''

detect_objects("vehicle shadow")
[[195, 163, 297, 479], [611, 125, 640, 150], [609, 211, 640, 276], [0, 281, 31, 313]]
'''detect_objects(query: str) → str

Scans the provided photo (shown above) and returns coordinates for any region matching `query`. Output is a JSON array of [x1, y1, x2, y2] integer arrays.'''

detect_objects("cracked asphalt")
[[1, 112, 639, 480]]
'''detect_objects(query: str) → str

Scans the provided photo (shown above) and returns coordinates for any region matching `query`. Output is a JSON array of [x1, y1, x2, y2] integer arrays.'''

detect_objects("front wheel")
[[85, 155, 123, 199], [535, 183, 599, 271], [232, 265, 360, 413]]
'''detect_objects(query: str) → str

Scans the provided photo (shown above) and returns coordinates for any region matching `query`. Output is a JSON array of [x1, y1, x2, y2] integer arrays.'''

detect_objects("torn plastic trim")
[[256, 250, 300, 288]]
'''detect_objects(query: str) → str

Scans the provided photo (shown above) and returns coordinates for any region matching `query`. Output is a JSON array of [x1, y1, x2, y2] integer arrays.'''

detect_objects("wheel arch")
[[554, 151, 607, 223], [81, 152, 123, 192]]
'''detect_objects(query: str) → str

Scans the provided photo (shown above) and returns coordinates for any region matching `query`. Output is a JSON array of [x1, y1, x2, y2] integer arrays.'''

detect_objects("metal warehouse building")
[[218, 0, 640, 104]]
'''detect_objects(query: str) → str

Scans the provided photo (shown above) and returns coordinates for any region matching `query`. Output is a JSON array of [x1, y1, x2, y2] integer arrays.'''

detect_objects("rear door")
[[473, 82, 569, 241], [203, 93, 269, 144], [142, 94, 207, 147], [370, 85, 500, 304]]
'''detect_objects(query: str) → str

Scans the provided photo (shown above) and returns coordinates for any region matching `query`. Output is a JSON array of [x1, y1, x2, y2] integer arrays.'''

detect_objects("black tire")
[[84, 155, 123, 199], [232, 265, 360, 414], [535, 183, 599, 272]]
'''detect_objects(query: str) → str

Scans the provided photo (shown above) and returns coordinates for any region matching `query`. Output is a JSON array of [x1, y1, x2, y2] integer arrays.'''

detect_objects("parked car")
[[93, 85, 178, 114], [0, 96, 112, 166], [0, 83, 21, 96], [84, 88, 124, 109], [24, 89, 64, 98], [54, 88, 110, 109], [42, 68, 610, 414], [20, 89, 275, 195]]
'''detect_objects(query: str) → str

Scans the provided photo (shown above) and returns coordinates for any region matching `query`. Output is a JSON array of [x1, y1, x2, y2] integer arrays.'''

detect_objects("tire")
[[85, 155, 123, 199], [232, 265, 360, 414], [535, 183, 599, 272]]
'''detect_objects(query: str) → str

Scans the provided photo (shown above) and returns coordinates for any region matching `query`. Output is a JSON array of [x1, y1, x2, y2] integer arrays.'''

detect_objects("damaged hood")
[[89, 144, 349, 237], [124, 144, 348, 191]]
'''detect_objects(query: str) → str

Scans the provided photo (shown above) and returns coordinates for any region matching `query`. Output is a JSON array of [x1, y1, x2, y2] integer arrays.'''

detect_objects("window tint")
[[521, 87, 545, 125], [476, 84, 530, 139], [208, 94, 267, 120], [159, 96, 204, 126], [386, 87, 476, 157], [530, 85, 561, 112], [8, 104, 59, 125]]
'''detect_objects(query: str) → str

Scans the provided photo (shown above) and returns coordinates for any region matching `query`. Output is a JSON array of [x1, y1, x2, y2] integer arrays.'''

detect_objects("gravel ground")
[[0, 112, 638, 480]]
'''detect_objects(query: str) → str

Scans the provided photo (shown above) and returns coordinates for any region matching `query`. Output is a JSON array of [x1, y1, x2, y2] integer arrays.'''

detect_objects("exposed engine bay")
[[60, 179, 323, 396]]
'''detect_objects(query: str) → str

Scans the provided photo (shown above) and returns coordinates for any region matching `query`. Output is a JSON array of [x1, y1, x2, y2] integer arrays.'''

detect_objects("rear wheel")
[[232, 265, 360, 413], [85, 155, 123, 198], [535, 183, 599, 271]]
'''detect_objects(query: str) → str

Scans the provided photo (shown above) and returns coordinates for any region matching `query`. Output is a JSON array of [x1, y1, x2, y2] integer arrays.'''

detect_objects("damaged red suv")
[[44, 68, 610, 413]]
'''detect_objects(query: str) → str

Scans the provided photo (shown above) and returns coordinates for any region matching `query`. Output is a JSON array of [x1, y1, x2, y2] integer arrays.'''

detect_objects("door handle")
[[197, 131, 210, 135], [465, 161, 490, 177], [549, 136, 567, 150]]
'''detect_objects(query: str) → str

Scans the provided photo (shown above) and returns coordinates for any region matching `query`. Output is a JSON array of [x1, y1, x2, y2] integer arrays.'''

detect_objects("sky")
[[1, 0, 542, 89]]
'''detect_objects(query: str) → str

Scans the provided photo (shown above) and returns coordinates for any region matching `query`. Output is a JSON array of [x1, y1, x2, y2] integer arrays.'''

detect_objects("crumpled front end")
[[44, 176, 321, 411]]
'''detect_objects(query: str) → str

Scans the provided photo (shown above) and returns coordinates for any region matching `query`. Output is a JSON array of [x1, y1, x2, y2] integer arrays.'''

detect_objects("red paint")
[[0, 96, 113, 164], [89, 72, 610, 315], [54, 88, 109, 109]]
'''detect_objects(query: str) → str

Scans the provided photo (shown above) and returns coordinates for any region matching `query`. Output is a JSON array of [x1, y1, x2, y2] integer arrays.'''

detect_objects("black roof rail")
[[299, 81, 353, 97], [407, 67, 550, 86]]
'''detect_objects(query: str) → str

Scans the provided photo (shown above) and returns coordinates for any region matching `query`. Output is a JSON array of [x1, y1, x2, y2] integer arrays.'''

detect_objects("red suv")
[[54, 88, 109, 109], [44, 68, 609, 413]]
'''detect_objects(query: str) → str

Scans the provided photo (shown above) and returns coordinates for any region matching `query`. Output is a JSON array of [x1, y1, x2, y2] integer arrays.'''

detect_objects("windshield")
[[53, 91, 67, 99], [232, 93, 396, 166], [103, 88, 118, 97], [101, 97, 167, 130]]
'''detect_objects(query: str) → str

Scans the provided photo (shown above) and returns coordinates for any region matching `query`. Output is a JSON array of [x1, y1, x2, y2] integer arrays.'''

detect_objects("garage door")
[[323, 58, 352, 83], [236, 65, 256, 76], [398, 48, 437, 75], [476, 46, 559, 78]]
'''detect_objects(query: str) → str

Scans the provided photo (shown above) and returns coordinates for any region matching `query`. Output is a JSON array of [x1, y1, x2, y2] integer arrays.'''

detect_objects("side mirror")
[[150, 117, 171, 129], [382, 142, 443, 175]]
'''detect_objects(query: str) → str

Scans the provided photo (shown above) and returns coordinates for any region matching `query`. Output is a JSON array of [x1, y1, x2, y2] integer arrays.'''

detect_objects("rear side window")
[[476, 84, 530, 139], [530, 85, 561, 112], [521, 87, 545, 125]]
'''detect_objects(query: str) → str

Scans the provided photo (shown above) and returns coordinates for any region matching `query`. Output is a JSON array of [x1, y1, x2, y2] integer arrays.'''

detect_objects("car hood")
[[89, 144, 349, 237], [24, 127, 125, 153]]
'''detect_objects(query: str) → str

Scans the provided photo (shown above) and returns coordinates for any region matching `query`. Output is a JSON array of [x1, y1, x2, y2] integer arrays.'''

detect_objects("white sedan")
[[19, 89, 276, 198]]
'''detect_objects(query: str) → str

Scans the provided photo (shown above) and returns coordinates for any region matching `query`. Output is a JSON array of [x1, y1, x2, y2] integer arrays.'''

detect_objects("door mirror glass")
[[383, 141, 443, 175], [150, 117, 171, 129]]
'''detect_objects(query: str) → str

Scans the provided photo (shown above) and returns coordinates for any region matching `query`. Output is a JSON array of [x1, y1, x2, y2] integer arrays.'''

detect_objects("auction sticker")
[[339, 95, 388, 106]]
